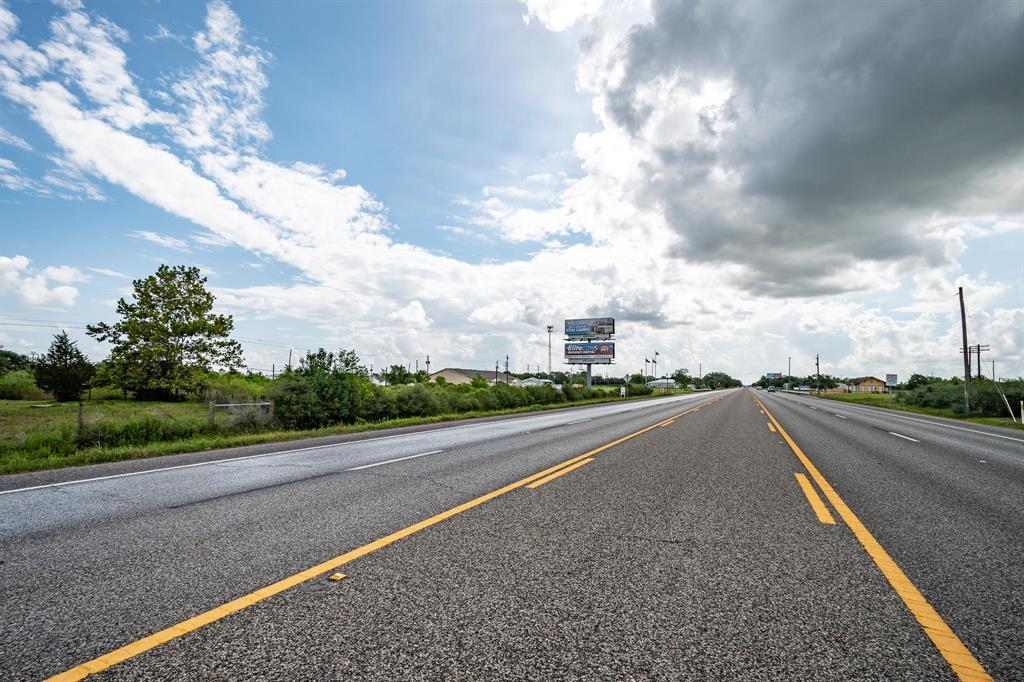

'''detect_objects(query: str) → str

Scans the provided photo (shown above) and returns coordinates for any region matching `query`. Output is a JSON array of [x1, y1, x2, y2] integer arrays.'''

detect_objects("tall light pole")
[[788, 356, 791, 380], [546, 325, 554, 376]]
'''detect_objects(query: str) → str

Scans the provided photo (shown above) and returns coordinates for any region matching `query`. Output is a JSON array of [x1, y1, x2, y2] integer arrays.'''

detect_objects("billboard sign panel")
[[564, 317, 615, 339], [564, 342, 615, 364], [885, 373, 898, 387], [767, 372, 783, 379]]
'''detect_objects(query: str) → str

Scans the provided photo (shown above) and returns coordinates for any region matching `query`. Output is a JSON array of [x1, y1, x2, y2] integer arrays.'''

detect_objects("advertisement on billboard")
[[767, 372, 783, 379], [564, 317, 615, 339], [564, 342, 615, 364]]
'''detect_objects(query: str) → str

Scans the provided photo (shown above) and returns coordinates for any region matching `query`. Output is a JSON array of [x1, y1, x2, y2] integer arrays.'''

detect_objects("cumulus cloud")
[[0, 254, 85, 306], [1, 0, 1019, 379]]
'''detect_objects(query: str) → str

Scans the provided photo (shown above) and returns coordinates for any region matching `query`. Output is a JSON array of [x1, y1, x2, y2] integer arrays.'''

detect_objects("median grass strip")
[[0, 393, 679, 475]]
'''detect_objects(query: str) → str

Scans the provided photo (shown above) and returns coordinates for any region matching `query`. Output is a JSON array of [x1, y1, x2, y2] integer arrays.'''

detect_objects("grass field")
[[810, 392, 1023, 430], [0, 391, 682, 476]]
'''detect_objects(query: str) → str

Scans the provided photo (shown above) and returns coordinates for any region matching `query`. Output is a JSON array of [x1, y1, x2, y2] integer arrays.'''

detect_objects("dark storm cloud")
[[606, 1, 1024, 296]]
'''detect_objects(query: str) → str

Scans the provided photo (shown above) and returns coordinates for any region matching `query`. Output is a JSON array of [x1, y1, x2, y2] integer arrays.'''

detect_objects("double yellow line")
[[752, 393, 992, 682], [48, 394, 724, 681]]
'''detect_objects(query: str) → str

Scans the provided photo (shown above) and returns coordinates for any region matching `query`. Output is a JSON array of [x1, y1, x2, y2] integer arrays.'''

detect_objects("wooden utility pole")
[[958, 287, 970, 414]]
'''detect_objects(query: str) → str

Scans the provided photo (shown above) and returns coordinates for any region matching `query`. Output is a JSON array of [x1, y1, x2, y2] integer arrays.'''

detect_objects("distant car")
[[767, 386, 776, 393]]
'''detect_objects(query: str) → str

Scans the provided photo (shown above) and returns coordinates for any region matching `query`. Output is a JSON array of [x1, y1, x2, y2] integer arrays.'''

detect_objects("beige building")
[[429, 367, 518, 386], [850, 376, 886, 393]]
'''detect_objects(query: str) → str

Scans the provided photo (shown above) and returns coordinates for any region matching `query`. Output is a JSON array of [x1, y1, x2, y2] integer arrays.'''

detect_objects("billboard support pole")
[[586, 364, 592, 389]]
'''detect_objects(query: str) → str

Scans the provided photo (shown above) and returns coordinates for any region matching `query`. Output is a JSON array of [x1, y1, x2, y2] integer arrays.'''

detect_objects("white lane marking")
[[346, 450, 443, 471], [889, 432, 920, 443], [835, 414, 847, 419], [0, 394, 710, 496], [788, 397, 1024, 444], [568, 418, 592, 425], [810, 406, 818, 410]]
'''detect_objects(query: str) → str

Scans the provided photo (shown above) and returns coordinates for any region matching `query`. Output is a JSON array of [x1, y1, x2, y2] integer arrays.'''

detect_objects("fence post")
[[208, 400, 215, 428], [76, 401, 84, 441]]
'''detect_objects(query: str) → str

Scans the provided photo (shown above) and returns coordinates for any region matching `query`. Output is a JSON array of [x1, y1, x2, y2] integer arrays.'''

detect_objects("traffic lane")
[[0, 395, 725, 681], [95, 389, 954, 681], [762, 391, 1024, 514], [760, 392, 1022, 680], [765, 391, 1023, 461], [0, 392, 721, 540], [0, 392, 711, 493]]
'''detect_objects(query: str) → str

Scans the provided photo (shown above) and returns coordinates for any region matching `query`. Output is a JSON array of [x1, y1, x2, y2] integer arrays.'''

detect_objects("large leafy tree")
[[34, 331, 95, 401], [87, 265, 243, 399]]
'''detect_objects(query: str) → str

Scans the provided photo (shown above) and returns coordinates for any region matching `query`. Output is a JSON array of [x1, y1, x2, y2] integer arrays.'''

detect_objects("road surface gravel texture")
[[0, 389, 1020, 680]]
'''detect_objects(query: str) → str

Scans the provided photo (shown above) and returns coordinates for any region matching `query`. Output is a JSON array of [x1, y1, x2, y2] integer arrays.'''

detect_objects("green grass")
[[810, 392, 1023, 430], [0, 391, 685, 476]]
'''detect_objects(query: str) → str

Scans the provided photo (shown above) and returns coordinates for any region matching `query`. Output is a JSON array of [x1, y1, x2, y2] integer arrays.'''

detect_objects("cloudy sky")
[[1, 0, 1021, 382]]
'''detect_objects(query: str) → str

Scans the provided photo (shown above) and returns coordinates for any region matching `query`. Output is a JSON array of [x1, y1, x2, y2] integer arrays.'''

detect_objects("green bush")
[[626, 383, 653, 397], [0, 370, 50, 400], [899, 379, 1023, 417], [267, 374, 329, 429]]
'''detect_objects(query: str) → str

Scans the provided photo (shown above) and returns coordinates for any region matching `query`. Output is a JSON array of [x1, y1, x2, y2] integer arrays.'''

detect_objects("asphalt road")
[[1, 388, 1020, 680]]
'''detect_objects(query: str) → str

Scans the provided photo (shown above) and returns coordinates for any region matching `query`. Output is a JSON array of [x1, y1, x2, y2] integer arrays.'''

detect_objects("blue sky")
[[1, 0, 1021, 381]]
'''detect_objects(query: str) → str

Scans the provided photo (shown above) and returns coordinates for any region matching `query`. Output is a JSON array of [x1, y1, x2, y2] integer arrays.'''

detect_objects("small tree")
[[87, 265, 244, 399], [34, 331, 94, 401]]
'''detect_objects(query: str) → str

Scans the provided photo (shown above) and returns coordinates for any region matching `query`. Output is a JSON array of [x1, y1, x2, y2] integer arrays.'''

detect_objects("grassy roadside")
[[0, 391, 688, 476], [805, 392, 1023, 430]]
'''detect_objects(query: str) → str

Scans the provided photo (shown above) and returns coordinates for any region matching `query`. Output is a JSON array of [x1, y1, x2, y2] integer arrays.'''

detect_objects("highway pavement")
[[0, 388, 1020, 680]]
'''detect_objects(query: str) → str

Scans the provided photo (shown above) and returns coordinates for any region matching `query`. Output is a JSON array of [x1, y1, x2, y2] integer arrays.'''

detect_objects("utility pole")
[[426, 354, 430, 376], [815, 353, 821, 394], [788, 356, 791, 380], [287, 347, 293, 371], [505, 355, 510, 383], [992, 360, 995, 382], [958, 286, 971, 414], [699, 362, 702, 387], [271, 363, 275, 380], [546, 325, 554, 376], [654, 351, 659, 379], [495, 360, 499, 384]]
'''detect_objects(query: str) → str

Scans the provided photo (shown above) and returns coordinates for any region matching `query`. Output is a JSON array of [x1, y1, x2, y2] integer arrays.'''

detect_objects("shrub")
[[267, 374, 328, 429], [0, 370, 50, 400], [626, 383, 653, 397], [394, 384, 447, 417]]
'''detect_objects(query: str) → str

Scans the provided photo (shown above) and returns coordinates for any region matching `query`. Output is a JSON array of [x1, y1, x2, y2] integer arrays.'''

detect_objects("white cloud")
[[0, 125, 30, 149], [128, 230, 191, 252], [0, 254, 84, 306], [87, 266, 130, 278], [0, 0, 1019, 382]]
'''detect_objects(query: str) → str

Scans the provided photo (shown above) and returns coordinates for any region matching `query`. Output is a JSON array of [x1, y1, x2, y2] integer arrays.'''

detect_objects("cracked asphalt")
[[1, 388, 1020, 680]]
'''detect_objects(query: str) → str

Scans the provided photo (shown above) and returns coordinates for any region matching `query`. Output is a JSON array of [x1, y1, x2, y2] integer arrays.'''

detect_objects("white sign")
[[885, 373, 898, 387], [619, 386, 627, 397]]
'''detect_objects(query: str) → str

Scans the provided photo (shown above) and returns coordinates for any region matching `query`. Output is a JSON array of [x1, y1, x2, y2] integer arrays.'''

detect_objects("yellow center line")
[[752, 393, 992, 682], [794, 473, 836, 524], [767, 422, 777, 433], [48, 394, 727, 681], [526, 458, 594, 488]]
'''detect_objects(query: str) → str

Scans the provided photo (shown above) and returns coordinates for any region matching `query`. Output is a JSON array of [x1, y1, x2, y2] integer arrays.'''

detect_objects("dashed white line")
[[835, 414, 847, 419], [568, 418, 592, 425], [346, 450, 443, 471], [888, 432, 920, 443]]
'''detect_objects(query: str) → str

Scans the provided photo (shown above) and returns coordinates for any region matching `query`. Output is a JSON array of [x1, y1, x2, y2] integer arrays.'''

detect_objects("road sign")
[[619, 386, 627, 397], [885, 374, 898, 387]]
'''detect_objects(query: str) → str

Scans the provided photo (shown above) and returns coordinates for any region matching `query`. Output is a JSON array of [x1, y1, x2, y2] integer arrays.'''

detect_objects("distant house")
[[850, 376, 886, 393], [429, 368, 519, 386], [519, 377, 553, 388], [647, 379, 678, 389]]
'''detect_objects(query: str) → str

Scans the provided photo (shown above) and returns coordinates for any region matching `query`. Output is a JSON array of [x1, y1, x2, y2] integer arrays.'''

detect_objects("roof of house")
[[849, 376, 884, 384], [431, 367, 517, 382]]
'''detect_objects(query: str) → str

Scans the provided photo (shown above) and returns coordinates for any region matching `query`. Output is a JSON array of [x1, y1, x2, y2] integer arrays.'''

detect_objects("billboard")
[[885, 373, 898, 387], [565, 317, 615, 339], [767, 372, 783, 379], [565, 342, 615, 364]]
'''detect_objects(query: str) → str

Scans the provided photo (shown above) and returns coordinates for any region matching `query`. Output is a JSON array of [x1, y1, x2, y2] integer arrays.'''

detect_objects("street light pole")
[[546, 325, 553, 376]]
